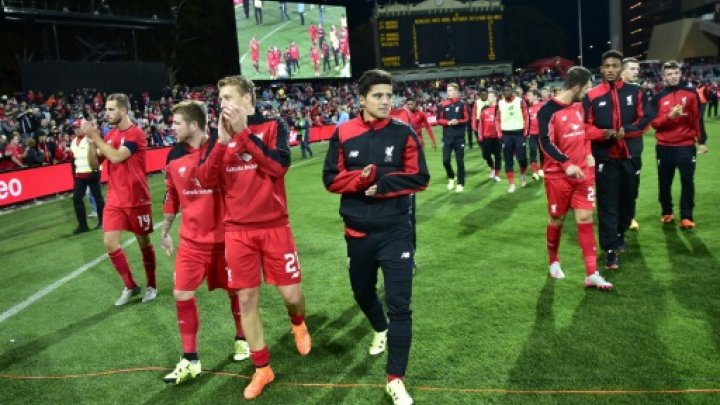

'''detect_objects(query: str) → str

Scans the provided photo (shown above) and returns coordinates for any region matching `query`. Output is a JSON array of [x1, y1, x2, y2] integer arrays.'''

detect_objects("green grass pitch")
[[0, 121, 719, 403]]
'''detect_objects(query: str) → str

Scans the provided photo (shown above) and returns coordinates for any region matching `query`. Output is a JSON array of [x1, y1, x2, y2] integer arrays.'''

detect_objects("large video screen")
[[234, 1, 351, 80]]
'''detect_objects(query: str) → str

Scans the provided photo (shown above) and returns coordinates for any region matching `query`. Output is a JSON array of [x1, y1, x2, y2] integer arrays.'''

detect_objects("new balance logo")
[[349, 150, 359, 158], [385, 146, 394, 162], [599, 101, 607, 107], [400, 251, 411, 259], [626, 95, 633, 106]]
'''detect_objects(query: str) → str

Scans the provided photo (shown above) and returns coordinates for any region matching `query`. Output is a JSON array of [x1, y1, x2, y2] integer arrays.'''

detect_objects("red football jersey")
[[197, 117, 291, 231], [527, 101, 544, 135], [538, 100, 591, 179], [104, 125, 151, 207], [164, 141, 224, 250]]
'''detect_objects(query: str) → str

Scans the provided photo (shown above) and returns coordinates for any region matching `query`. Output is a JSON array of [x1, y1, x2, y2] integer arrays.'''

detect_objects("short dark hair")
[[357, 69, 392, 97], [172, 100, 207, 131], [662, 60, 681, 72], [564, 66, 592, 90], [602, 50, 624, 63], [107, 93, 130, 112]]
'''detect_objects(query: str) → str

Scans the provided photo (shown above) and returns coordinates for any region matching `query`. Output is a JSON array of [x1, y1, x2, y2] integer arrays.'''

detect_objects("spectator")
[[6, 132, 25, 168], [23, 138, 46, 167]]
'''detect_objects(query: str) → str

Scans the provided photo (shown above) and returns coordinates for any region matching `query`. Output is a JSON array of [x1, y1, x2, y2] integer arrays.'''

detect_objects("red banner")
[[0, 147, 171, 207]]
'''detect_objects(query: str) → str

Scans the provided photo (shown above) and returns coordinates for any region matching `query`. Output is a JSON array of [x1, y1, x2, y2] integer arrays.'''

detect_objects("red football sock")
[[250, 346, 270, 368], [546, 223, 562, 264], [176, 298, 199, 354], [289, 313, 305, 326], [141, 245, 156, 289], [108, 248, 137, 289], [531, 162, 538, 173], [229, 293, 245, 339], [577, 222, 598, 276], [506, 172, 515, 184], [388, 374, 404, 382]]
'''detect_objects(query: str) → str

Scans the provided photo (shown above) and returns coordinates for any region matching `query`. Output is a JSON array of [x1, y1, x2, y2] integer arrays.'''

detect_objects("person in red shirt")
[[310, 46, 320, 77], [250, 37, 260, 74], [526, 89, 545, 180], [197, 76, 311, 399], [160, 100, 250, 385], [308, 23, 318, 45], [538, 66, 612, 290], [83, 93, 157, 306], [5, 132, 25, 168], [406, 99, 437, 150], [477, 90, 502, 181], [266, 48, 275, 79], [289, 41, 300, 73], [650, 60, 709, 229]]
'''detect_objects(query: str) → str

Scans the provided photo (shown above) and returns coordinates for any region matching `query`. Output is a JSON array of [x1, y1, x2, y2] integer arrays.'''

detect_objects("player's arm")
[[694, 92, 708, 152], [495, 104, 503, 138], [436, 102, 449, 126], [240, 118, 291, 178], [538, 106, 570, 168], [622, 89, 655, 136], [161, 169, 180, 256], [522, 100, 529, 136], [371, 129, 430, 198], [322, 127, 376, 193], [582, 94, 612, 141], [422, 113, 437, 149], [456, 103, 469, 125], [82, 122, 132, 164]]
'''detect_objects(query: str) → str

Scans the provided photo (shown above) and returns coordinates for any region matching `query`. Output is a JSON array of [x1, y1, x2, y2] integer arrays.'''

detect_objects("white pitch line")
[[239, 20, 294, 64], [0, 237, 136, 324], [0, 154, 327, 324]]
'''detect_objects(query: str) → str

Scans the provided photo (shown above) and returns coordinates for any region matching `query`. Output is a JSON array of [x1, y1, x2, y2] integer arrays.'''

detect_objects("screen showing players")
[[234, 1, 351, 80]]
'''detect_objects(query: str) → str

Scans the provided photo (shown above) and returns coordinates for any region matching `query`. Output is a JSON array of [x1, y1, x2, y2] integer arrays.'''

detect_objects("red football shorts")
[[225, 225, 302, 289], [174, 244, 228, 291], [103, 204, 153, 235], [544, 176, 595, 217]]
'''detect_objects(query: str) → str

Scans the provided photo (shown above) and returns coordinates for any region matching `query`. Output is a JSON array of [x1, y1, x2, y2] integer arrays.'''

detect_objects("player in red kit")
[[161, 100, 250, 385], [308, 23, 318, 45], [311, 46, 320, 77], [83, 93, 158, 306], [526, 89, 545, 180], [196, 76, 311, 399], [477, 90, 502, 181], [538, 67, 613, 290], [289, 41, 300, 73], [249, 37, 260, 74], [407, 99, 437, 150]]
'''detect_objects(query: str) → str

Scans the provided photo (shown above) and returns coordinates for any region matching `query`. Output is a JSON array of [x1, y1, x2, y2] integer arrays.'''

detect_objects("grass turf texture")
[[0, 121, 719, 404], [235, 2, 349, 80]]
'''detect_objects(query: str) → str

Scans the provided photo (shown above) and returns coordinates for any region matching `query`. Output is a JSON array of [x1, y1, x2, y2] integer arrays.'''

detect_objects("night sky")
[[503, 0, 611, 67]]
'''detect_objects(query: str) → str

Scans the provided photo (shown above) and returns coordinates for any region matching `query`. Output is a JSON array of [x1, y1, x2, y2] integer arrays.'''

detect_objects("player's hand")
[[603, 129, 616, 140], [161, 233, 174, 256], [80, 119, 99, 139], [565, 164, 585, 179], [669, 104, 683, 119], [585, 154, 596, 167], [222, 104, 248, 134], [218, 113, 232, 145], [360, 164, 373, 178], [698, 144, 709, 154], [614, 127, 625, 139], [365, 184, 378, 196]]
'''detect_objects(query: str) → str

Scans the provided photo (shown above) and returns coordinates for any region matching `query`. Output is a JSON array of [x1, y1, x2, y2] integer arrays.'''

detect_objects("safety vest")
[[498, 97, 525, 131], [70, 136, 93, 174]]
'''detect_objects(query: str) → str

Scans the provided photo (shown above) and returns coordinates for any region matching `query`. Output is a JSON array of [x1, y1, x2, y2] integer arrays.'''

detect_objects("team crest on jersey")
[[349, 150, 359, 158], [571, 124, 580, 130], [228, 141, 237, 148], [561, 116, 568, 121], [626, 95, 633, 106], [663, 100, 670, 106], [178, 166, 186, 177], [455, 106, 460, 113], [384, 145, 394, 162], [241, 152, 252, 162]]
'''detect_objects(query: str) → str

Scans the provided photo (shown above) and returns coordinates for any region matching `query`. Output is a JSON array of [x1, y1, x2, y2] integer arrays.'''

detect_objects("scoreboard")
[[377, 13, 504, 69]]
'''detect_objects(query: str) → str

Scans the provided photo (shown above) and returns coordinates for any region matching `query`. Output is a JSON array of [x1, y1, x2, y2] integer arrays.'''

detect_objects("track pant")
[[528, 135, 543, 165], [502, 131, 527, 173], [442, 135, 465, 185], [481, 138, 502, 172], [657, 145, 696, 220], [73, 172, 104, 229], [595, 159, 637, 251], [346, 222, 414, 376]]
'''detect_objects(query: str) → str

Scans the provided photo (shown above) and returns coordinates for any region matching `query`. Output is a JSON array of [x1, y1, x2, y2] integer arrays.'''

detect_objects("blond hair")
[[217, 75, 256, 105]]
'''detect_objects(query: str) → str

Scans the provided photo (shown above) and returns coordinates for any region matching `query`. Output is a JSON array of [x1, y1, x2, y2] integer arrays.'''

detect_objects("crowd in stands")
[[2, 61, 719, 172]]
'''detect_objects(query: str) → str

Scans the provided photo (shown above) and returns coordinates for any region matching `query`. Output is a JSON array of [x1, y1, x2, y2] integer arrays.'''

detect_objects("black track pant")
[[481, 138, 502, 171], [657, 145, 696, 220], [442, 135, 465, 185], [73, 172, 104, 229], [595, 159, 637, 251], [346, 222, 414, 376], [502, 131, 527, 173]]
